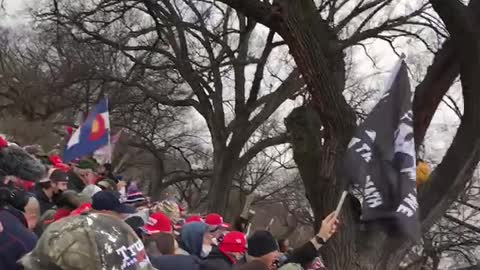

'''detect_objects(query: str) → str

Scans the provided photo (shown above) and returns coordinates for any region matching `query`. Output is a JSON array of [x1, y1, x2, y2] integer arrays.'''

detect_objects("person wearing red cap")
[[186, 215, 203, 224], [204, 231, 246, 270], [143, 212, 177, 256], [205, 213, 230, 229], [205, 213, 230, 246]]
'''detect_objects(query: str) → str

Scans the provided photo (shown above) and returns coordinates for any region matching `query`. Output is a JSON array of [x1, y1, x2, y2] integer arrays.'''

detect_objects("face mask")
[[118, 187, 127, 200], [201, 244, 212, 258]]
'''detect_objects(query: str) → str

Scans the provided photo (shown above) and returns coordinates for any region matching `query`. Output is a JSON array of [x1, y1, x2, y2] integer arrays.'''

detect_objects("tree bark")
[[207, 147, 238, 215], [285, 105, 357, 270], [419, 0, 480, 230], [413, 0, 480, 148], [216, 0, 480, 269], [274, 1, 357, 268], [413, 39, 458, 148]]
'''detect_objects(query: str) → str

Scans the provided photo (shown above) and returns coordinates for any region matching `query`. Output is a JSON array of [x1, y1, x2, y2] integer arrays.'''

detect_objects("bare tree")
[[37, 0, 299, 215], [402, 174, 480, 270], [7, 0, 479, 269], [184, 0, 480, 269]]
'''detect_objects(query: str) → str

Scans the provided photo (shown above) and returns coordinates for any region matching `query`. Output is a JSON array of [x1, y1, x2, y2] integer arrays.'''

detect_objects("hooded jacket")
[[203, 247, 236, 270], [179, 222, 208, 257], [0, 207, 38, 270]]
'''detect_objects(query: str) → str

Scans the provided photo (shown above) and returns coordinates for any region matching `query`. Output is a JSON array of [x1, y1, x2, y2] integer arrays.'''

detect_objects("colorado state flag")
[[63, 98, 110, 162]]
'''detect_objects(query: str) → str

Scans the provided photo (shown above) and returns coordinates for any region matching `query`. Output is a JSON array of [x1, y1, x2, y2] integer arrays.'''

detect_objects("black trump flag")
[[343, 59, 420, 240]]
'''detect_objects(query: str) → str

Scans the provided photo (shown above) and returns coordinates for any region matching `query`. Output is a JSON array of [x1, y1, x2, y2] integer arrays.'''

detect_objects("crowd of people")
[[0, 137, 339, 270]]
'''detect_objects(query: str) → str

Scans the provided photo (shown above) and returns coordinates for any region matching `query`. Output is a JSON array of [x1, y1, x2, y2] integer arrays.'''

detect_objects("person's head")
[[142, 212, 174, 256], [73, 159, 98, 185], [247, 230, 280, 269], [152, 200, 180, 223], [24, 195, 40, 230], [125, 184, 146, 207], [20, 213, 155, 270], [180, 221, 211, 258], [0, 185, 32, 225], [92, 191, 136, 219], [97, 179, 117, 191], [50, 169, 69, 193], [278, 239, 290, 253], [91, 191, 136, 218], [55, 190, 90, 210], [144, 233, 176, 256], [205, 213, 230, 231], [219, 231, 247, 262], [143, 212, 173, 234], [185, 215, 203, 224], [205, 213, 230, 243]]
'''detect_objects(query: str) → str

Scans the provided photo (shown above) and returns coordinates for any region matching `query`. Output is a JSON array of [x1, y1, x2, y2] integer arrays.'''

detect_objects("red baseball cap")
[[143, 212, 172, 235], [205, 213, 229, 229], [219, 231, 246, 253], [186, 215, 203, 223]]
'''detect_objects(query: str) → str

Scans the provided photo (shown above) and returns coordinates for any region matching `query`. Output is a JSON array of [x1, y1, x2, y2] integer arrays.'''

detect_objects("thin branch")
[[237, 133, 289, 171], [247, 30, 275, 107]]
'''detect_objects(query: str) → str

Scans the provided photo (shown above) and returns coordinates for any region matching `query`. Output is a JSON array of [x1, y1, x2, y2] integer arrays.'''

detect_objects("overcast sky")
[[1, 0, 461, 164]]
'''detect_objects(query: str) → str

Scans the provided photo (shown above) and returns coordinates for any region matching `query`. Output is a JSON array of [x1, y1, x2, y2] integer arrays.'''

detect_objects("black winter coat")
[[33, 189, 55, 215], [283, 241, 318, 268], [204, 247, 235, 270], [150, 255, 206, 270]]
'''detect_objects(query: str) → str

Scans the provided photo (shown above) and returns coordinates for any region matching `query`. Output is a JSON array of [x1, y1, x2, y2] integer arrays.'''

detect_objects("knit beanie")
[[247, 230, 279, 257], [125, 182, 146, 204]]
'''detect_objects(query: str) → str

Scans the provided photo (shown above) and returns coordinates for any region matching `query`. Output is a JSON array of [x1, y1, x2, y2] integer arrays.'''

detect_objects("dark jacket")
[[0, 208, 38, 270], [235, 260, 268, 270], [33, 189, 55, 215], [67, 170, 85, 193], [150, 255, 205, 270], [204, 247, 235, 270], [283, 241, 318, 267]]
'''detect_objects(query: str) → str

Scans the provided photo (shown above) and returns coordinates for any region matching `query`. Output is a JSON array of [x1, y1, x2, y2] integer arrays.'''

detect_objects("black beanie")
[[247, 230, 279, 257]]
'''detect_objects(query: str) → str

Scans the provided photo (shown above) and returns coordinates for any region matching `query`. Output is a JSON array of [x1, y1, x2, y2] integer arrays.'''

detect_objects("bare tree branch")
[[237, 133, 288, 171]]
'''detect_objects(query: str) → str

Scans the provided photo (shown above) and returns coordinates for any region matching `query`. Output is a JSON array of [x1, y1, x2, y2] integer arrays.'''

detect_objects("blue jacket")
[[0, 208, 38, 270]]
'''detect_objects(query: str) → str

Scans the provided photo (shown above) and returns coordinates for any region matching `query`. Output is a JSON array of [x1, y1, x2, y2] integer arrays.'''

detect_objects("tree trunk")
[[285, 105, 358, 270], [217, 1, 480, 269], [207, 146, 240, 215]]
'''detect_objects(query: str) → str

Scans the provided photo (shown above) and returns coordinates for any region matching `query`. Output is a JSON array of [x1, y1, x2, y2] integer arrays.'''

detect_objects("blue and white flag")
[[63, 98, 110, 162]]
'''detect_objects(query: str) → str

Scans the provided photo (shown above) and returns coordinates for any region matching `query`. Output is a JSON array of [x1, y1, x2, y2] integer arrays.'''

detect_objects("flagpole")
[[105, 95, 112, 164]]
